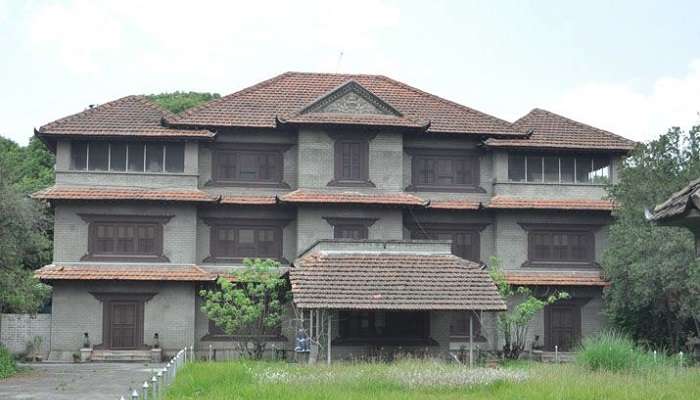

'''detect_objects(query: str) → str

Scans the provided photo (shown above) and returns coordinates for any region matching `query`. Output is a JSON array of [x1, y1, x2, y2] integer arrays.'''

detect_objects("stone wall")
[[1, 314, 52, 358]]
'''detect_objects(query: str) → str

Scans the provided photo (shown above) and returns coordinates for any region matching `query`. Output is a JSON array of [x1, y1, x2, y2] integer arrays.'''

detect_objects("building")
[[33, 72, 635, 361]]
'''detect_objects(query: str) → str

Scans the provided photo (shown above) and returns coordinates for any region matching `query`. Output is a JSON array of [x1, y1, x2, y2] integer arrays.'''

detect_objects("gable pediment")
[[300, 80, 402, 116]]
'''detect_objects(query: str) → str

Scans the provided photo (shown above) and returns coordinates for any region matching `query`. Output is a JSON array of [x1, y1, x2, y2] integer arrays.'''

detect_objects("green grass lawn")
[[164, 360, 700, 400]]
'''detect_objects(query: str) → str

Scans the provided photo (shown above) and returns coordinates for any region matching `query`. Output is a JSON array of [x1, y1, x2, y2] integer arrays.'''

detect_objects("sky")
[[1, 0, 699, 145]]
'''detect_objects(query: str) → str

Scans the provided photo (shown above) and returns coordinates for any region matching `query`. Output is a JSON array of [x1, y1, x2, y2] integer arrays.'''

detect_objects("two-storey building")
[[33, 72, 635, 361]]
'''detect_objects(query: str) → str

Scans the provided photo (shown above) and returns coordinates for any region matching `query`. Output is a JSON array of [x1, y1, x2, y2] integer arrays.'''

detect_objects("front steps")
[[90, 349, 152, 362], [537, 350, 576, 363]]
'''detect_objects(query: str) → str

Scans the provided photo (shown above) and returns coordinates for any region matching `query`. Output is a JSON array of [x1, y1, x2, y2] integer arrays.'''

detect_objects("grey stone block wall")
[[55, 140, 200, 188], [1, 314, 52, 357], [49, 281, 196, 358], [53, 202, 198, 264], [295, 207, 404, 255]]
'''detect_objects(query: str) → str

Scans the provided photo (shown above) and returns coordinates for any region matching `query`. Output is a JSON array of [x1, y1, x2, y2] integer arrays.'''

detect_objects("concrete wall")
[[295, 207, 404, 254], [297, 128, 404, 191], [55, 140, 200, 188], [53, 202, 198, 264], [1, 314, 52, 358], [49, 281, 196, 360]]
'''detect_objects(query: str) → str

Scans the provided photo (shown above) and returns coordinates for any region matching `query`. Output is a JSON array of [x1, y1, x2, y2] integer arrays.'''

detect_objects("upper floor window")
[[205, 218, 288, 262], [211, 144, 288, 187], [332, 139, 370, 185], [407, 149, 481, 192], [70, 141, 184, 173], [508, 154, 610, 184], [408, 223, 486, 262], [520, 223, 596, 266], [80, 214, 170, 262]]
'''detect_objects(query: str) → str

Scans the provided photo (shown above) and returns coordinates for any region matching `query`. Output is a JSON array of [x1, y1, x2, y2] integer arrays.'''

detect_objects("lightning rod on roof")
[[335, 51, 344, 73]]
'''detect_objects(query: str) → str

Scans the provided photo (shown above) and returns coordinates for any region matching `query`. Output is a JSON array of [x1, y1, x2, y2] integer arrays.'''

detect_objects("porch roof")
[[35, 264, 215, 282], [289, 240, 506, 311], [504, 270, 608, 286]]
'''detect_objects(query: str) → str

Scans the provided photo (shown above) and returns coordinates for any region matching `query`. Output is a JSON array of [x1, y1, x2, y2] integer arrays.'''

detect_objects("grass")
[[578, 331, 677, 372], [0, 344, 17, 379], [164, 359, 700, 400]]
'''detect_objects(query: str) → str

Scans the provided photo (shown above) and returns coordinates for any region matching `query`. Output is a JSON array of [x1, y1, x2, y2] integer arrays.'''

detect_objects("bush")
[[0, 344, 17, 379], [577, 331, 670, 372]]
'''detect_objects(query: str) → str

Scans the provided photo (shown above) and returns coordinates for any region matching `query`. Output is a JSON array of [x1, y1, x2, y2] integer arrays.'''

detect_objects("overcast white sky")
[[1, 0, 699, 145]]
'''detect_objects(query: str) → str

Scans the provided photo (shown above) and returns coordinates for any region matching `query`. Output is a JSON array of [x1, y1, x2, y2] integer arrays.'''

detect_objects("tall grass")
[[578, 331, 673, 372], [0, 344, 17, 379]]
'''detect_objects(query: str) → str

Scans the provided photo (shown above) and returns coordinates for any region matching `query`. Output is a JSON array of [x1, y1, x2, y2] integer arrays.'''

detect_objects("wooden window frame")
[[507, 153, 612, 185], [519, 223, 601, 268], [407, 222, 488, 263], [203, 218, 290, 263], [405, 148, 484, 193], [80, 214, 172, 262], [323, 217, 378, 240], [449, 311, 485, 341], [328, 132, 375, 187], [210, 143, 291, 188], [69, 141, 186, 174]]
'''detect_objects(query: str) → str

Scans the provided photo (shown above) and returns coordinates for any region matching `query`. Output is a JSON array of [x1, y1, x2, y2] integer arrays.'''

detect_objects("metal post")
[[327, 311, 331, 365], [208, 344, 213, 361], [309, 308, 314, 339], [555, 345, 559, 363], [152, 376, 158, 400], [469, 313, 474, 368]]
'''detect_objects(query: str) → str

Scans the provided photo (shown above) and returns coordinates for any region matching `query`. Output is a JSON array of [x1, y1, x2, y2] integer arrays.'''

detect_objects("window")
[[212, 144, 286, 185], [410, 224, 485, 262], [409, 149, 480, 191], [324, 217, 377, 240], [81, 215, 170, 261], [339, 311, 429, 341], [508, 154, 610, 184], [521, 224, 596, 265], [69, 141, 185, 173], [449, 311, 481, 339], [333, 139, 369, 184], [206, 219, 287, 262]]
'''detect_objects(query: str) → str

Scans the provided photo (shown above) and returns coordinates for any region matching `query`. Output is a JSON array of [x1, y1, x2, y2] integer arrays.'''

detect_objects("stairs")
[[539, 351, 576, 363], [90, 349, 152, 362]]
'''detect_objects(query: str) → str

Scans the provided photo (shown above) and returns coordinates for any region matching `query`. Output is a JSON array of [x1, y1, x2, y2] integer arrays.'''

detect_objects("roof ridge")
[[39, 95, 140, 132], [527, 108, 636, 145], [374, 75, 518, 134], [167, 72, 295, 124], [133, 95, 179, 120]]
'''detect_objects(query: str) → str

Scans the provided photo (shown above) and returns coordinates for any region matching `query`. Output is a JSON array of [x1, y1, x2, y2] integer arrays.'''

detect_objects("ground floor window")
[[449, 311, 482, 340], [338, 311, 430, 341]]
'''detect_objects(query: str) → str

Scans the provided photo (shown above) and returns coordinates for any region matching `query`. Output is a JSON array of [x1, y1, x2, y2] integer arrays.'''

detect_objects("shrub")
[[578, 331, 670, 372], [0, 344, 17, 379]]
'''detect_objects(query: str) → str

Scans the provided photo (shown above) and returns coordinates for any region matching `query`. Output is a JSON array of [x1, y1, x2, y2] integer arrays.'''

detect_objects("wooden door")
[[545, 303, 581, 351], [109, 301, 139, 349]]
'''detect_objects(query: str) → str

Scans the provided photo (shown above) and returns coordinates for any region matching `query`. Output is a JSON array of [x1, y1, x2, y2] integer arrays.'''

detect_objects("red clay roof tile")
[[219, 195, 278, 205], [428, 199, 482, 210], [280, 189, 426, 206], [505, 270, 608, 286], [35, 264, 215, 281], [32, 185, 216, 203], [38, 96, 213, 139], [486, 108, 635, 151], [487, 196, 614, 211]]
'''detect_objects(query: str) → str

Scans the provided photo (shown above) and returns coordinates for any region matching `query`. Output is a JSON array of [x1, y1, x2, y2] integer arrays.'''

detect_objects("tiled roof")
[[279, 189, 426, 206], [485, 108, 636, 152], [35, 264, 215, 281], [428, 199, 482, 210], [278, 113, 428, 129], [649, 178, 700, 222], [32, 185, 216, 203], [219, 195, 279, 205], [487, 196, 614, 211], [37, 95, 214, 139], [290, 252, 506, 310], [167, 72, 521, 136], [504, 270, 608, 286]]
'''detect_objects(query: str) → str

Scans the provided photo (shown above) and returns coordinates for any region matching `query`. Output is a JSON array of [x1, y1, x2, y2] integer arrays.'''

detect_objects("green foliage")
[[0, 345, 17, 379], [489, 257, 569, 359], [0, 136, 54, 194], [578, 331, 673, 373], [199, 258, 289, 359], [164, 360, 700, 400], [147, 91, 220, 114], [604, 125, 700, 351]]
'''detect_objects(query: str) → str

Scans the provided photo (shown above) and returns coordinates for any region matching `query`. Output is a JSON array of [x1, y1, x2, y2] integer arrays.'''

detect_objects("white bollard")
[[131, 388, 139, 400], [653, 350, 657, 363], [679, 352, 684, 368], [190, 345, 194, 362], [208, 344, 213, 361], [163, 366, 169, 386], [120, 396, 126, 400], [157, 370, 164, 393], [151, 376, 158, 399], [555, 345, 559, 363], [142, 381, 149, 400]]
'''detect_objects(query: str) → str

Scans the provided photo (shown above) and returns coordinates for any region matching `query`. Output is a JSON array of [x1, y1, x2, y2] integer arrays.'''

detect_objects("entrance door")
[[545, 303, 581, 351], [109, 301, 139, 349]]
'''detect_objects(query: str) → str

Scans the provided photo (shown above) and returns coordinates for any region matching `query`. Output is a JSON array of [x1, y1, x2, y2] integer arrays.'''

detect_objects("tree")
[[199, 258, 289, 359], [0, 136, 54, 194], [604, 126, 700, 351], [489, 258, 568, 359], [147, 91, 220, 114]]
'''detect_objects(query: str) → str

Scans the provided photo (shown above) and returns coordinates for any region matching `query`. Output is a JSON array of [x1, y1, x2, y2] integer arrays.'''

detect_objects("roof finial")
[[335, 51, 344, 73]]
